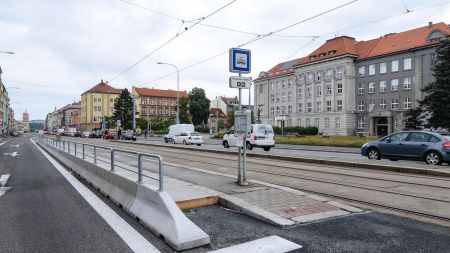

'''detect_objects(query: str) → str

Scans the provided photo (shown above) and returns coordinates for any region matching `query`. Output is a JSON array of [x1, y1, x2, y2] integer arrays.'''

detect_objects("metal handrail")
[[41, 136, 164, 191]]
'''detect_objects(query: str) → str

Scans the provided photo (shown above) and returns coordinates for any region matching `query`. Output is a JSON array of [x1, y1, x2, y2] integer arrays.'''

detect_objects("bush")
[[213, 132, 225, 138], [195, 126, 210, 133], [273, 126, 318, 135]]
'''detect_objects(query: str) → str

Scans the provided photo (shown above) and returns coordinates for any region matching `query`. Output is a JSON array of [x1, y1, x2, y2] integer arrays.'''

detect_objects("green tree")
[[225, 111, 234, 130], [188, 87, 210, 126], [403, 106, 424, 130], [178, 96, 190, 124], [420, 39, 450, 130], [218, 119, 225, 130], [113, 88, 134, 130], [103, 116, 116, 129]]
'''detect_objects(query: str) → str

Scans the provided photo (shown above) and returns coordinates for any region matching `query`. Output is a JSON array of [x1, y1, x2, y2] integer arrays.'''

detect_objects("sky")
[[1, 0, 449, 120]]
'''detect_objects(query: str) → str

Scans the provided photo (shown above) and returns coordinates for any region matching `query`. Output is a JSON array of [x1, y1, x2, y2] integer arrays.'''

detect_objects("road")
[[67, 136, 450, 222]]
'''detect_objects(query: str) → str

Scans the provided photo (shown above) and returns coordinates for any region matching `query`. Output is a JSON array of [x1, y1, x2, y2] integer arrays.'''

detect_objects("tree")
[[103, 116, 116, 129], [113, 88, 134, 130], [420, 39, 450, 130], [178, 96, 190, 124], [225, 111, 234, 130], [188, 87, 210, 126], [218, 119, 225, 131], [403, 106, 424, 130]]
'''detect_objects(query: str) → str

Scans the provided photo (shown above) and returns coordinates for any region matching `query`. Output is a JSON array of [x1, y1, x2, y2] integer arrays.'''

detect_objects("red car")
[[102, 132, 115, 140]]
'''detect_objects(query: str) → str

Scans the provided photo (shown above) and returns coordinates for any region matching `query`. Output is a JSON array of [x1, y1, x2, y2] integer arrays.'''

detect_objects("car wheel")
[[223, 141, 230, 148], [173, 139, 176, 144], [367, 148, 380, 160], [263, 147, 270, 151], [246, 142, 253, 150], [183, 140, 187, 145], [197, 144, 201, 146], [389, 158, 398, 161], [425, 151, 442, 165], [164, 138, 168, 143]]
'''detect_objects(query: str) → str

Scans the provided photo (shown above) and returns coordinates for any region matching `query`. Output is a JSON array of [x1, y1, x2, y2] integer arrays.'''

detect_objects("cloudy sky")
[[1, 0, 449, 120]]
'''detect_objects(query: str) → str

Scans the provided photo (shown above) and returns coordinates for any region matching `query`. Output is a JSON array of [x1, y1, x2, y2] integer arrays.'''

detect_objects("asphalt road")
[[0, 135, 134, 252]]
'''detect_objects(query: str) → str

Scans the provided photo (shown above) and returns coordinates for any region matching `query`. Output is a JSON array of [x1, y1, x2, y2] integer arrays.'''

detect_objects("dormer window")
[[318, 53, 327, 57], [427, 30, 445, 43], [309, 55, 317, 60], [328, 50, 337, 55]]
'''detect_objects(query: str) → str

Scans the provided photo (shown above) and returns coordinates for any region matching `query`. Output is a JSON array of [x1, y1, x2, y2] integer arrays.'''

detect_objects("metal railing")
[[42, 136, 164, 191]]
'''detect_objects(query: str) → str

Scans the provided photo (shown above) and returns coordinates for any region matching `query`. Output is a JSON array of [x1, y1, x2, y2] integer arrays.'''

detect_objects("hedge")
[[272, 126, 318, 135]]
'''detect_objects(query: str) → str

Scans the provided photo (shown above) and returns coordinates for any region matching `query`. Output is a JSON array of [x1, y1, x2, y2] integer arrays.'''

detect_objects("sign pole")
[[237, 73, 242, 184]]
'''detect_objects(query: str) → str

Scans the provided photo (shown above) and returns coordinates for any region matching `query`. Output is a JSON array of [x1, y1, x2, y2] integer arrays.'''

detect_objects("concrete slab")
[[292, 210, 350, 223], [208, 235, 302, 253], [327, 201, 364, 213]]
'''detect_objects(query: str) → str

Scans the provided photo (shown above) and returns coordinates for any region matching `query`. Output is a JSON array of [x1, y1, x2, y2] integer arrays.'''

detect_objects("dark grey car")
[[361, 131, 450, 165]]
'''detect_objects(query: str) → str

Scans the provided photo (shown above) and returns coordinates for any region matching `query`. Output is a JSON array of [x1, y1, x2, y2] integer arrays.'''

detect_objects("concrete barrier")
[[38, 140, 210, 251]]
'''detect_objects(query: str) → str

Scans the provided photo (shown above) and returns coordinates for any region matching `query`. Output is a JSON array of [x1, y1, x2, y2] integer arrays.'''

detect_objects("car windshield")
[[444, 136, 450, 141], [256, 125, 274, 134], [190, 132, 200, 136]]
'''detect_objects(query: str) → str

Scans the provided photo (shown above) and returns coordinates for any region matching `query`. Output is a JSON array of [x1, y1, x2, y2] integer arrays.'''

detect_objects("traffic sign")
[[229, 48, 251, 73], [229, 76, 252, 89]]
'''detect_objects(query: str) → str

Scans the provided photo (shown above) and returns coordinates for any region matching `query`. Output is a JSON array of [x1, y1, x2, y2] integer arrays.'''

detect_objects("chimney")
[[428, 21, 433, 28]]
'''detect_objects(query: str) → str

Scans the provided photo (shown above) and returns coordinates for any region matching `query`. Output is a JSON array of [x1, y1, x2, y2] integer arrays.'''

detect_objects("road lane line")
[[208, 235, 302, 253], [0, 174, 11, 197], [31, 140, 160, 253], [0, 139, 10, 146]]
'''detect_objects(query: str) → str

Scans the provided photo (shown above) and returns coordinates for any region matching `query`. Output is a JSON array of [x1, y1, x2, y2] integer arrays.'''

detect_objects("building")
[[210, 96, 240, 115], [254, 22, 450, 136], [131, 86, 188, 121], [45, 102, 81, 132], [354, 22, 450, 136], [80, 80, 122, 131], [208, 107, 227, 133], [22, 110, 30, 132]]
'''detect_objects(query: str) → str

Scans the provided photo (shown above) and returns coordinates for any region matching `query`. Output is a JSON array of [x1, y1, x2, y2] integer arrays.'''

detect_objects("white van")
[[164, 124, 195, 143], [223, 124, 275, 151]]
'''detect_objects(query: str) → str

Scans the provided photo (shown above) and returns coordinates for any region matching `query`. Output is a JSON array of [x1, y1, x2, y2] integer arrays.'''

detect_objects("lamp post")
[[157, 62, 180, 124]]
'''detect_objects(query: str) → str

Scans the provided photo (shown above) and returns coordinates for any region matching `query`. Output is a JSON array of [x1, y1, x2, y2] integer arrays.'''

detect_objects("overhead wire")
[[108, 0, 237, 82]]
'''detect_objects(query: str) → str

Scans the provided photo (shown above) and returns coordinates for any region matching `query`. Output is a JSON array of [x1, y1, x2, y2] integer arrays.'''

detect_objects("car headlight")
[[362, 143, 368, 148]]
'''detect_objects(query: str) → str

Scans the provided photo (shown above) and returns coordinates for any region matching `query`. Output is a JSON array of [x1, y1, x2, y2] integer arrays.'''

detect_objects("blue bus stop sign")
[[229, 48, 251, 74]]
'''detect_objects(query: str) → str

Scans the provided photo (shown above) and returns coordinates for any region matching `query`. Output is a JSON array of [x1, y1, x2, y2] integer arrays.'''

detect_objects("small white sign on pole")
[[229, 76, 252, 89]]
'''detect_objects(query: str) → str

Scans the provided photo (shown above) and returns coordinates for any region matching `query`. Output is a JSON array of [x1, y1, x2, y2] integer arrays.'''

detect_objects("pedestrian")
[[118, 128, 122, 140], [145, 129, 148, 138]]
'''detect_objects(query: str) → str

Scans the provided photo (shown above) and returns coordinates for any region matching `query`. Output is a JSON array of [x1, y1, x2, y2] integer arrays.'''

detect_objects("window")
[[306, 118, 311, 126], [141, 98, 147, 104], [298, 88, 302, 98], [369, 101, 375, 111], [94, 97, 97, 102], [314, 118, 319, 127], [358, 118, 365, 129], [380, 81, 387, 92], [98, 98, 101, 102], [307, 102, 312, 112], [297, 118, 302, 126], [110, 98, 114, 103], [142, 107, 147, 114], [337, 100, 343, 111], [391, 99, 399, 110], [282, 80, 286, 89], [98, 106, 101, 111], [403, 77, 412, 90], [259, 84, 264, 93], [324, 118, 330, 128], [358, 101, 365, 111], [307, 87, 312, 97], [316, 71, 322, 82], [93, 106, 97, 111], [316, 102, 322, 112], [380, 62, 387, 74], [380, 99, 387, 109], [404, 97, 412, 109], [394, 118, 401, 129], [271, 107, 274, 116], [326, 85, 332, 95], [431, 53, 437, 66], [276, 106, 280, 115], [336, 66, 343, 79], [391, 60, 399, 72], [276, 81, 280, 90], [316, 86, 322, 96], [369, 64, 375, 76], [391, 79, 399, 91], [288, 91, 292, 101], [389, 132, 409, 142], [409, 133, 431, 142], [326, 101, 332, 112], [271, 94, 274, 102], [298, 103, 303, 113], [299, 74, 305, 84], [281, 106, 286, 115], [358, 66, 365, 77], [326, 69, 333, 80], [307, 72, 313, 83], [337, 83, 343, 94], [335, 117, 340, 129], [271, 82, 275, 90], [358, 83, 364, 94], [276, 93, 280, 102], [149, 99, 154, 105], [369, 82, 375, 93], [281, 92, 286, 102], [288, 79, 292, 87], [404, 58, 412, 70], [288, 105, 292, 114]]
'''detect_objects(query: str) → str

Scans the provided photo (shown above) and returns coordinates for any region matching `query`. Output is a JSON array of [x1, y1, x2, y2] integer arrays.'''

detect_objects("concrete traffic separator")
[[37, 140, 210, 251], [114, 140, 450, 178]]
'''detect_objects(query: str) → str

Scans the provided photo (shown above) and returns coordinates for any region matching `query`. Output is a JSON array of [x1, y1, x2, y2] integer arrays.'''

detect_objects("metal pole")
[[158, 156, 164, 191], [110, 148, 115, 171], [132, 96, 136, 130], [74, 142, 77, 156], [68, 141, 70, 154], [137, 153, 143, 183], [94, 146, 97, 164], [63, 141, 65, 151], [146, 106, 149, 138], [176, 66, 180, 125], [82, 144, 85, 159]]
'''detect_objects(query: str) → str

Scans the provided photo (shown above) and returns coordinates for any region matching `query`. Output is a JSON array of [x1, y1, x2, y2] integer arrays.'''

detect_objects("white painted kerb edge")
[[208, 235, 302, 253]]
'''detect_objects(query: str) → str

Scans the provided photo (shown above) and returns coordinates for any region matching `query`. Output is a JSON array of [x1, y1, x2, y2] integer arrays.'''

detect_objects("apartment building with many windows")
[[254, 22, 450, 136]]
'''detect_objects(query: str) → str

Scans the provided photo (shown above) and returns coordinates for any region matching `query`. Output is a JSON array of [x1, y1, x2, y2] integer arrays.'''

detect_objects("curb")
[[112, 140, 450, 178]]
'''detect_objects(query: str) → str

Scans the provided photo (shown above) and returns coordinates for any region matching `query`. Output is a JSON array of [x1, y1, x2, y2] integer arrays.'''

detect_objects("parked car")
[[102, 132, 115, 140], [82, 131, 91, 138], [10, 131, 19, 137], [164, 124, 194, 143], [361, 131, 450, 165], [121, 131, 136, 141], [223, 124, 275, 151], [74, 131, 82, 137], [173, 131, 203, 146]]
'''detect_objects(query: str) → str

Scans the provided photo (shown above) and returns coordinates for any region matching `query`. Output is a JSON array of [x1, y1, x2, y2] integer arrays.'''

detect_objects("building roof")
[[210, 107, 226, 117], [82, 80, 122, 95], [257, 22, 450, 75], [220, 96, 239, 105], [134, 87, 188, 98]]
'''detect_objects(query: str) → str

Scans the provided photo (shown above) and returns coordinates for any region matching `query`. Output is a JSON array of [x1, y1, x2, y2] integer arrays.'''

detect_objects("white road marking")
[[0, 174, 11, 197], [0, 139, 10, 146], [4, 152, 18, 157], [31, 140, 160, 253], [208, 235, 302, 253], [10, 144, 20, 147]]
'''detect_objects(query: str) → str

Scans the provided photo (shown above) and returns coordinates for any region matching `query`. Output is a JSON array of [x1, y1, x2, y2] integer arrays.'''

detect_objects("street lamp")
[[157, 62, 180, 125], [0, 51, 14, 55]]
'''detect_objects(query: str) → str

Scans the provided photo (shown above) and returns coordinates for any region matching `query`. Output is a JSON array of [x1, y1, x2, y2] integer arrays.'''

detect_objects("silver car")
[[361, 131, 450, 165]]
